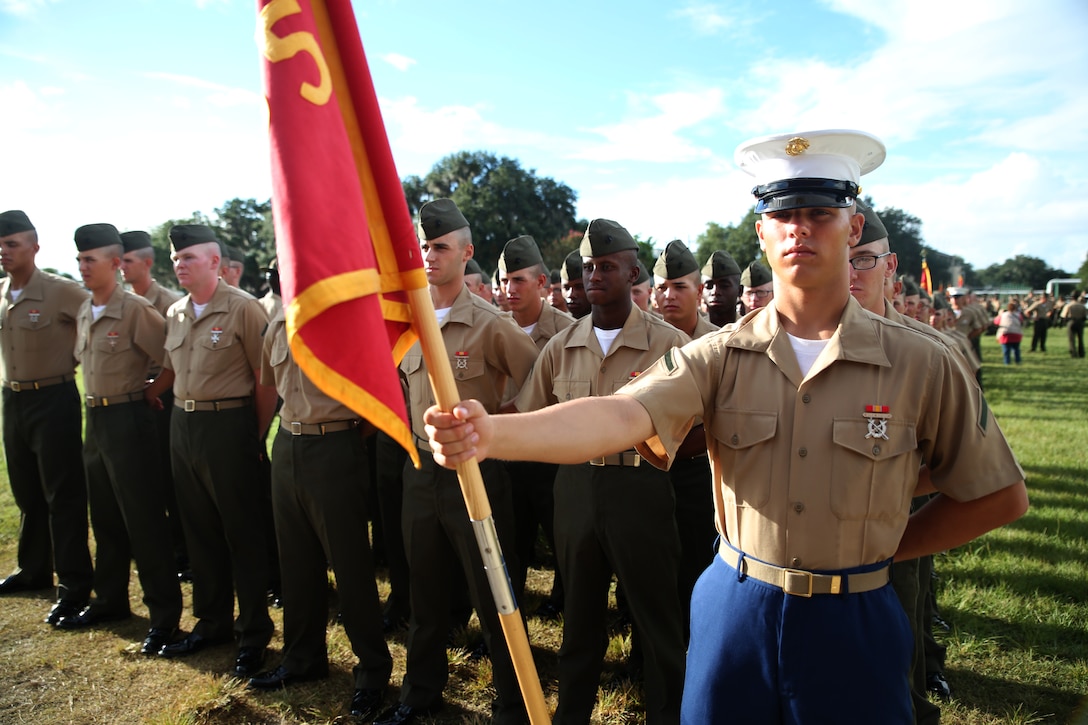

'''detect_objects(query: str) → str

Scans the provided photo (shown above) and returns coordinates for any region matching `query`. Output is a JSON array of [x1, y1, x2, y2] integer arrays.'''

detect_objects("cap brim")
[[755, 191, 857, 213]]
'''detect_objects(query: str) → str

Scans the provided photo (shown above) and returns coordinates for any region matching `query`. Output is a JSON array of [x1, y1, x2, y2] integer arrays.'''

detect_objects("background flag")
[[920, 256, 933, 295], [258, 0, 425, 465]]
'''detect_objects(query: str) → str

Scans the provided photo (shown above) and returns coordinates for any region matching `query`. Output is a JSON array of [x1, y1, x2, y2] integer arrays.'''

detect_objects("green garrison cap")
[[464, 258, 483, 277], [932, 293, 949, 310], [653, 240, 699, 280], [900, 275, 920, 296], [227, 245, 245, 264], [856, 200, 889, 246], [418, 198, 469, 241], [741, 261, 772, 288], [579, 218, 638, 257], [550, 269, 561, 284], [498, 235, 544, 274], [120, 230, 152, 252], [635, 261, 651, 285], [169, 224, 218, 251], [74, 223, 122, 252], [560, 250, 582, 283], [701, 249, 742, 279], [0, 210, 35, 237]]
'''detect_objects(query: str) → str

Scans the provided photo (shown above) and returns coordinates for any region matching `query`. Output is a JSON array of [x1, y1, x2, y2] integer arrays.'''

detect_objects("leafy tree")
[[694, 209, 762, 268], [402, 151, 579, 273], [214, 198, 275, 294], [1077, 252, 1088, 291], [977, 255, 1069, 291]]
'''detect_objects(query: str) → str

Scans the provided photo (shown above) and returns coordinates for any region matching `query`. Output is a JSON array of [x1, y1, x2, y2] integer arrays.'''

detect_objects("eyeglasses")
[[849, 252, 892, 271], [742, 289, 772, 300]]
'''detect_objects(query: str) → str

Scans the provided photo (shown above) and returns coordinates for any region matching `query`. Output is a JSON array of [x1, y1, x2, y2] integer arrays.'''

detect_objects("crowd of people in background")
[[0, 128, 1048, 724]]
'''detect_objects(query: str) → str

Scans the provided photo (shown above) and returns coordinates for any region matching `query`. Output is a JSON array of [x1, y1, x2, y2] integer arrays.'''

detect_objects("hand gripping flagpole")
[[407, 286, 551, 724]]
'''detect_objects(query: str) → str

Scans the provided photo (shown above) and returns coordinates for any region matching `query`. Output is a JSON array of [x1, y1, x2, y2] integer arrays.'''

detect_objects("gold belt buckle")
[[629, 453, 641, 468], [10, 381, 21, 392], [184, 399, 196, 412], [782, 568, 814, 597], [85, 394, 96, 407], [290, 421, 303, 435], [588, 457, 605, 466]]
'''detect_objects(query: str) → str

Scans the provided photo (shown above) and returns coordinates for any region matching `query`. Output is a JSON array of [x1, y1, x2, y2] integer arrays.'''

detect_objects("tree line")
[[132, 151, 1084, 296]]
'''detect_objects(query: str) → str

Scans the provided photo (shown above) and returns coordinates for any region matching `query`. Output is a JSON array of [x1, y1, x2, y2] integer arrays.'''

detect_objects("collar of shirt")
[[564, 304, 651, 356]]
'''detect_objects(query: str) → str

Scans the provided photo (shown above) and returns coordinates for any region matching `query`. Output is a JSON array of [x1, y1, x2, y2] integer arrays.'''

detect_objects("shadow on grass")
[[941, 665, 1082, 723]]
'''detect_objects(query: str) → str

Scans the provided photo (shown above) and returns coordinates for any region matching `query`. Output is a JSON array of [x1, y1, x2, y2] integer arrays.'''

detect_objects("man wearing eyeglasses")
[[739, 260, 773, 312]]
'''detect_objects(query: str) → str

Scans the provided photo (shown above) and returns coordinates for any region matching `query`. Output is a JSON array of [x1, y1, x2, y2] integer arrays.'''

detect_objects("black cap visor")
[[753, 178, 859, 213]]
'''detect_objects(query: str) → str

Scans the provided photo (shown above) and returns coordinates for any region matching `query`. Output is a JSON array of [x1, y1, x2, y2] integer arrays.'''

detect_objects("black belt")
[[174, 397, 252, 412], [5, 373, 76, 392], [282, 419, 363, 436], [85, 392, 144, 408], [719, 545, 889, 597], [588, 452, 641, 467]]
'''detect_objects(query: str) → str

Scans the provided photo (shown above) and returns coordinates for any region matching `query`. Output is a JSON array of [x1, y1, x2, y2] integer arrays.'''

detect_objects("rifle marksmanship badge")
[[454, 351, 469, 369], [863, 404, 890, 440], [106, 330, 119, 351], [28, 309, 40, 325], [210, 326, 223, 346]]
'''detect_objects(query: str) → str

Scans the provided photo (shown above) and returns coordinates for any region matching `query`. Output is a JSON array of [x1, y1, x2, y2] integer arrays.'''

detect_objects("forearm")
[[497, 396, 655, 463], [254, 380, 279, 441], [894, 480, 1028, 561]]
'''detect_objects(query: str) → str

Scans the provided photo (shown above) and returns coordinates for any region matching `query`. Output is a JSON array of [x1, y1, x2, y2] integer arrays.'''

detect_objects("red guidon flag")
[[920, 257, 933, 295], [257, 0, 424, 465]]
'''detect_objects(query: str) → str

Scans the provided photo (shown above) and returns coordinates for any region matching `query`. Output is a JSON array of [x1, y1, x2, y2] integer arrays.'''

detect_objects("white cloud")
[[574, 89, 725, 163], [381, 53, 416, 72], [672, 3, 736, 35], [142, 71, 263, 107], [0, 0, 55, 16], [0, 81, 57, 132]]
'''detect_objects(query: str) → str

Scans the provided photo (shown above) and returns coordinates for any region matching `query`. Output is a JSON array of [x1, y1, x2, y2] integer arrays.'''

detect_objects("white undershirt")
[[9, 289, 22, 302], [787, 332, 830, 377], [435, 306, 451, 325], [91, 304, 107, 321], [192, 301, 209, 319], [594, 326, 622, 355], [520, 322, 537, 336]]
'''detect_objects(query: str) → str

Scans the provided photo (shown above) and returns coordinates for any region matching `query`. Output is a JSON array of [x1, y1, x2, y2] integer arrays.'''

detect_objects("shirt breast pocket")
[[402, 353, 427, 405], [94, 336, 133, 354], [709, 409, 777, 508], [269, 334, 290, 368], [830, 419, 919, 521], [199, 330, 235, 352], [553, 379, 590, 402]]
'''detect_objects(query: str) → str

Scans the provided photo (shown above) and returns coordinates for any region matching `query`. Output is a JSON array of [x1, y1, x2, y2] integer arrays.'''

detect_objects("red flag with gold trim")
[[258, 0, 424, 465], [920, 257, 933, 295]]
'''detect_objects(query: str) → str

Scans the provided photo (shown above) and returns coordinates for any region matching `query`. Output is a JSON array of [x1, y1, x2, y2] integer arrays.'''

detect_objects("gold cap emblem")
[[785, 137, 810, 156]]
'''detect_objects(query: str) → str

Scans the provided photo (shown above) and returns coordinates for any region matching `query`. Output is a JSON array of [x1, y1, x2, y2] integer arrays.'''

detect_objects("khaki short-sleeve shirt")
[[163, 280, 269, 401], [76, 285, 166, 397], [690, 314, 719, 341], [618, 297, 1023, 570], [515, 305, 690, 414], [260, 311, 357, 424], [529, 302, 576, 352], [0, 268, 89, 383], [401, 285, 539, 451], [142, 279, 183, 318]]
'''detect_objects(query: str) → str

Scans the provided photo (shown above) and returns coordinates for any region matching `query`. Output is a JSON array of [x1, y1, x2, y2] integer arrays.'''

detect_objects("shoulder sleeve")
[[486, 312, 540, 388], [514, 336, 559, 412], [132, 296, 167, 367], [617, 335, 718, 469], [239, 297, 269, 372]]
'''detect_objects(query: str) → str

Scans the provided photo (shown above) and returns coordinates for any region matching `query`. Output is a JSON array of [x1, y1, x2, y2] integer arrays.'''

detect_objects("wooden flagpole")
[[406, 286, 551, 724]]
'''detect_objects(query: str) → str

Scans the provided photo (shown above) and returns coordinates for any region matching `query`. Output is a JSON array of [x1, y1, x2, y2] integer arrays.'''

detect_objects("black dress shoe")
[[233, 646, 266, 677], [350, 688, 386, 720], [927, 672, 952, 701], [381, 614, 408, 634], [0, 574, 51, 594], [177, 569, 194, 583], [533, 600, 562, 620], [248, 665, 304, 690], [140, 628, 177, 656], [45, 600, 85, 627], [55, 605, 131, 630], [158, 632, 225, 658], [373, 701, 439, 725]]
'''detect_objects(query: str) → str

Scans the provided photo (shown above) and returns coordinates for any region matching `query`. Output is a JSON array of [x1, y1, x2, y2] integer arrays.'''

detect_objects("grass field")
[[0, 333, 1085, 724]]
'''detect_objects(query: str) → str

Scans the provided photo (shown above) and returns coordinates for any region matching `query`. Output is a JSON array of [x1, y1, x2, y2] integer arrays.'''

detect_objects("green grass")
[[0, 334, 1086, 723]]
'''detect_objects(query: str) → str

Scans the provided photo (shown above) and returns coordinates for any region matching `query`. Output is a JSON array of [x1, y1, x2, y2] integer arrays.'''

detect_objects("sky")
[[2, 0, 1087, 279]]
